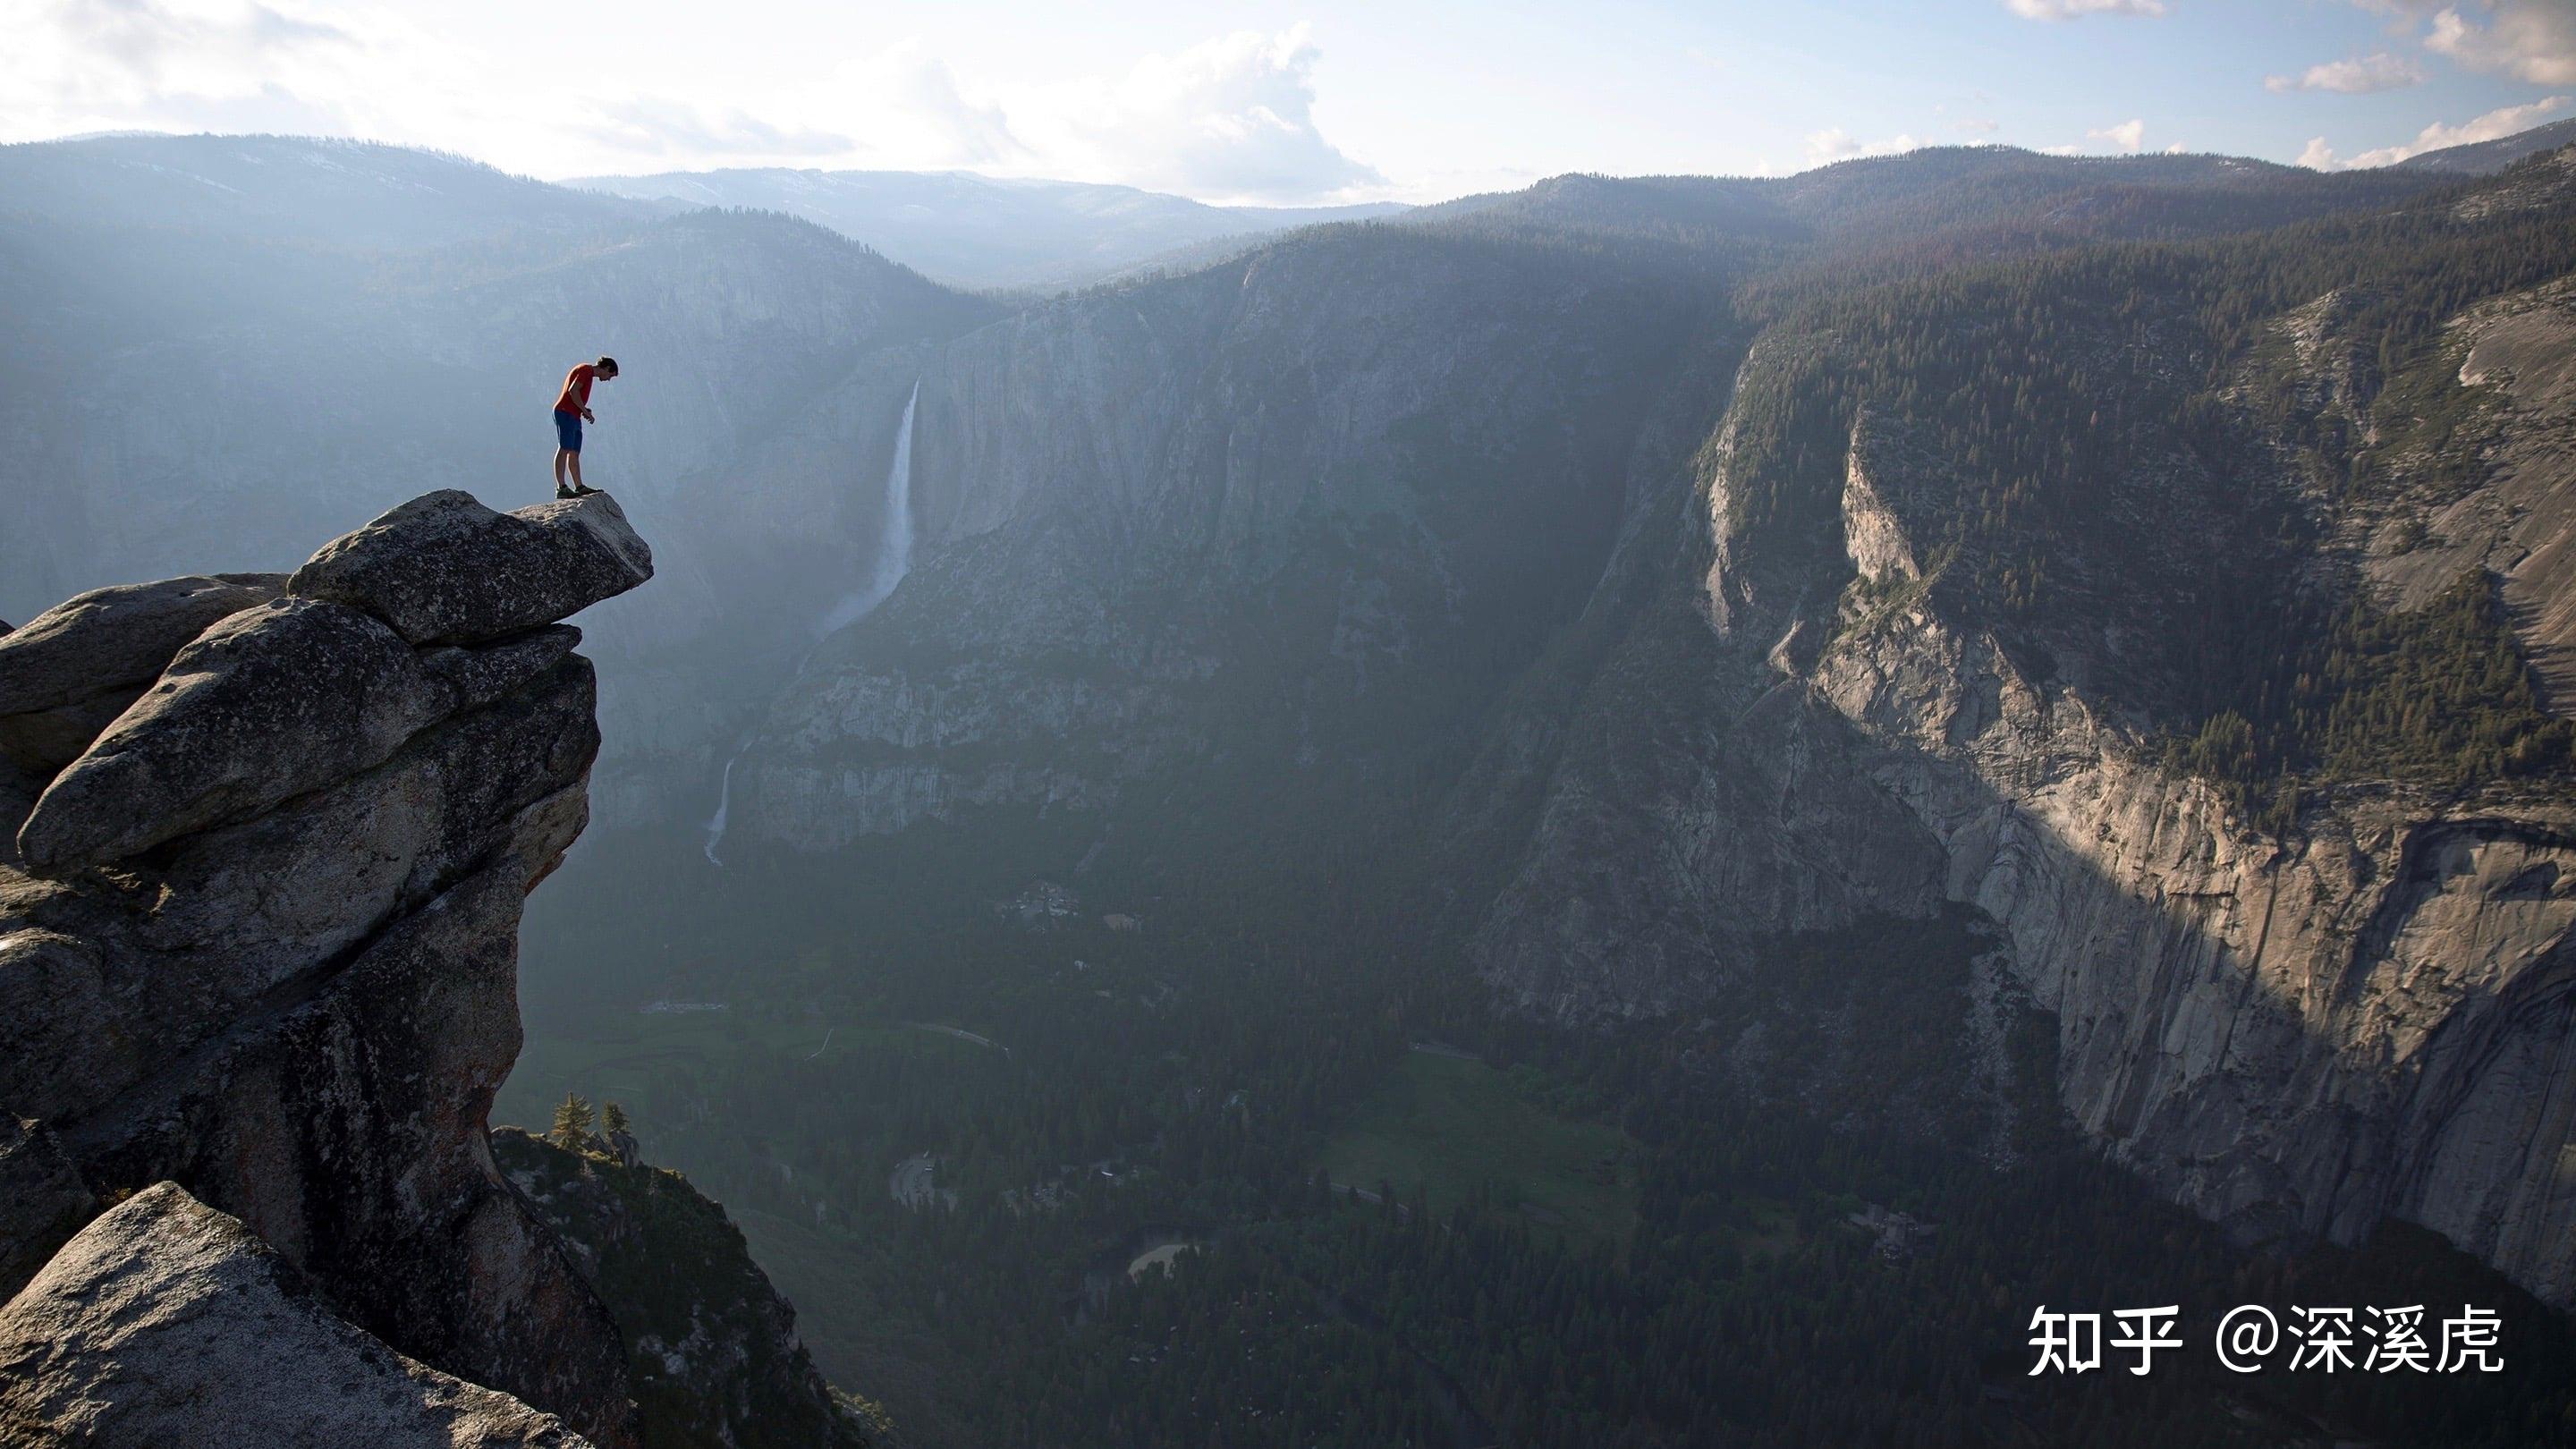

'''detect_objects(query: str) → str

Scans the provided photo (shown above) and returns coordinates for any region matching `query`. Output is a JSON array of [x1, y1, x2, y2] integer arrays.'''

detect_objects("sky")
[[4, 0, 2571, 204]]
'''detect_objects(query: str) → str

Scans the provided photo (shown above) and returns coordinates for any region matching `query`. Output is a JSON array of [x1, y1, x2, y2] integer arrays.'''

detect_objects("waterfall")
[[702, 753, 739, 866], [704, 379, 919, 868], [813, 378, 919, 639]]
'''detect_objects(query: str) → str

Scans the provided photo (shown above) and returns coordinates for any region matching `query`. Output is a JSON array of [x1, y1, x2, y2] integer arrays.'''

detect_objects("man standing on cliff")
[[551, 355, 619, 499]]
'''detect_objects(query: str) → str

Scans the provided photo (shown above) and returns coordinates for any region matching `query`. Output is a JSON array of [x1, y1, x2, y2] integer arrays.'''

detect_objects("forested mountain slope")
[[1414, 144, 2449, 260], [2401, 115, 2576, 174], [679, 139, 2576, 1311], [0, 133, 651, 249], [716, 223, 1731, 859], [1465, 145, 2576, 1303]]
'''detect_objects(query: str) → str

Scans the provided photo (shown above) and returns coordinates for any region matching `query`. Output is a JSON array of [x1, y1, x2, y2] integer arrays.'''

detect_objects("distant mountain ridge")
[[1414, 144, 2454, 255], [13, 124, 2563, 293], [2399, 115, 2576, 174], [0, 132, 652, 249], [566, 166, 1408, 289]]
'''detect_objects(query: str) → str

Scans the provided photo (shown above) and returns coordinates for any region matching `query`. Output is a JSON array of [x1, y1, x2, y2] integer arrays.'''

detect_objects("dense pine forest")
[[1713, 149, 2576, 817]]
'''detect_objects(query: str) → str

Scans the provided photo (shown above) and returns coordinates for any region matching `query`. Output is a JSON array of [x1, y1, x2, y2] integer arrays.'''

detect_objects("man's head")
[[595, 356, 620, 380]]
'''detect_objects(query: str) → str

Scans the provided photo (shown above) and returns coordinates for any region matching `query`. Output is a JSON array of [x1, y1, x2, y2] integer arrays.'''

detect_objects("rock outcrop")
[[0, 1183, 594, 1448], [0, 1117, 89, 1297], [2373, 275, 2576, 709], [0, 492, 652, 1443], [493, 1129, 880, 1449], [0, 573, 284, 773], [17, 601, 581, 872], [289, 490, 654, 647]]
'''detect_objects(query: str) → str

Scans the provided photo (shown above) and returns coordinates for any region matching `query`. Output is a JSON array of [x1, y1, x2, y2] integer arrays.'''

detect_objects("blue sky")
[[6, 0, 2570, 200]]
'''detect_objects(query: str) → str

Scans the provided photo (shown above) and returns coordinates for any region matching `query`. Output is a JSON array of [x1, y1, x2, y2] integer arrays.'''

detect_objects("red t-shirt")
[[555, 363, 597, 415]]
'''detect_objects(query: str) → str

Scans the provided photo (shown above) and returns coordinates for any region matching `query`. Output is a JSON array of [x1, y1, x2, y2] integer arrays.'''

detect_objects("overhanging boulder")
[[13, 603, 578, 874], [287, 490, 652, 646]]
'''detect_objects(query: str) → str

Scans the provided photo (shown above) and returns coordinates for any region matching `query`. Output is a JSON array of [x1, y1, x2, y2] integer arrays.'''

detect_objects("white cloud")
[[1804, 128, 1925, 165], [0, 6, 1385, 201], [49, 0, 350, 80], [2424, 1, 2576, 85], [845, 42, 1030, 165], [1953, 115, 2003, 133], [3, 0, 359, 133], [2265, 52, 2425, 92], [2349, 1, 2576, 85], [2299, 94, 2572, 167], [1033, 25, 1384, 202], [2005, 0, 2168, 18], [2089, 117, 2148, 151]]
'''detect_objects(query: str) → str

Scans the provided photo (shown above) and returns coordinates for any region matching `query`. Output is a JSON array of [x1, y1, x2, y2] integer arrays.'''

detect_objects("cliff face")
[[1798, 272, 2576, 1307], [1467, 286, 2576, 1306], [720, 228, 1720, 851], [0, 490, 836, 1444], [494, 1129, 880, 1449], [1811, 594, 2576, 1305], [2368, 273, 2576, 708], [0, 490, 644, 1441]]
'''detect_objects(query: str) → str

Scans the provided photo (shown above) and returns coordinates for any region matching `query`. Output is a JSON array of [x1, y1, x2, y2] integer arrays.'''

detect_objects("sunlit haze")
[[7, 0, 2572, 200]]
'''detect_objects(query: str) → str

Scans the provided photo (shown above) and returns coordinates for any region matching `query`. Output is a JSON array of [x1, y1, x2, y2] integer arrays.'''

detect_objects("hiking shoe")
[[572, 484, 606, 497], [555, 482, 578, 500]]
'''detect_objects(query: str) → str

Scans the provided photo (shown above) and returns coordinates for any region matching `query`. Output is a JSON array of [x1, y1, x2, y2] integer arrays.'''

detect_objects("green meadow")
[[1319, 1048, 1638, 1252]]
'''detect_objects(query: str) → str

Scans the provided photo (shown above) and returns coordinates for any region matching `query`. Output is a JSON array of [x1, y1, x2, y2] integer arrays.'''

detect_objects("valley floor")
[[505, 835, 2576, 1449]]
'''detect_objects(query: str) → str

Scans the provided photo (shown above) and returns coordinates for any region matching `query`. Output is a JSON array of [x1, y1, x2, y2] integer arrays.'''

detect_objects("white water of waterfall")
[[703, 379, 920, 869], [813, 378, 919, 639], [702, 753, 738, 866]]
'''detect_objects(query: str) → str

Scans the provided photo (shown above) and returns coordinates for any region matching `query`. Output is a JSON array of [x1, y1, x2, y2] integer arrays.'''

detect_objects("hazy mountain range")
[[568, 165, 1408, 289]]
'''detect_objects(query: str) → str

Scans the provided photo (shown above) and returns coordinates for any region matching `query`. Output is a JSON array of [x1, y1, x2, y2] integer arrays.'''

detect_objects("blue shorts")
[[554, 409, 582, 453]]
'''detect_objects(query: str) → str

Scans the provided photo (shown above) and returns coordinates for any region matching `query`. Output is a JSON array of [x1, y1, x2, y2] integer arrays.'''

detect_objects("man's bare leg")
[[554, 447, 571, 491], [567, 450, 588, 493]]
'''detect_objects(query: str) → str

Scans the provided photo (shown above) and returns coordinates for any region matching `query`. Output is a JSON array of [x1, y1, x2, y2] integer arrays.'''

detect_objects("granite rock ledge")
[[0, 492, 650, 1445]]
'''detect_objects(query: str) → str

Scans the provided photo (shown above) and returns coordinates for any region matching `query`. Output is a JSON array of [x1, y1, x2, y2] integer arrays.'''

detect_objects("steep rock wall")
[[724, 229, 1716, 852], [1815, 600, 2576, 1303], [495, 1129, 877, 1449], [0, 492, 654, 1443], [1468, 318, 2576, 1308]]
